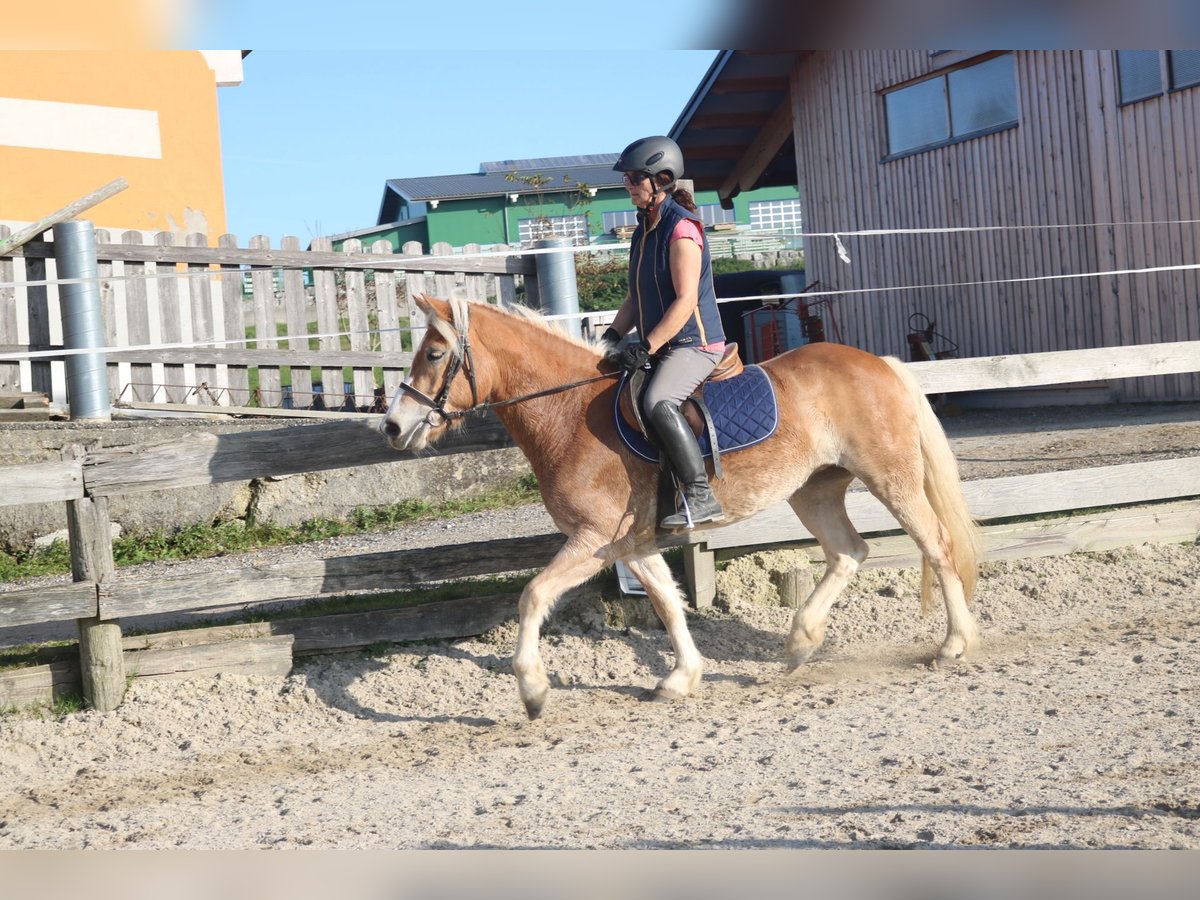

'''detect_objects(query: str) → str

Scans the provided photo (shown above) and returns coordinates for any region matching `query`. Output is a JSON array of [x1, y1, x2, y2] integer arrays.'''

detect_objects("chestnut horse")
[[382, 294, 981, 720]]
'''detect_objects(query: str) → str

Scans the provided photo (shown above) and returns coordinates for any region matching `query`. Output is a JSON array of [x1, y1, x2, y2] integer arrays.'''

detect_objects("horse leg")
[[511, 536, 608, 720], [878, 493, 979, 663], [784, 468, 869, 671], [623, 552, 704, 700]]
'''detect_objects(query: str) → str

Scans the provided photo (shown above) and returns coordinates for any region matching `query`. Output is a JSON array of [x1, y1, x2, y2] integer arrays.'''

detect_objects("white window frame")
[[748, 198, 802, 233], [517, 213, 589, 246]]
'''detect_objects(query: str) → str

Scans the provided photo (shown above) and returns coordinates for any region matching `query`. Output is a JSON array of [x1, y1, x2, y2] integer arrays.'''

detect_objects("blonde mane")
[[424, 296, 606, 359]]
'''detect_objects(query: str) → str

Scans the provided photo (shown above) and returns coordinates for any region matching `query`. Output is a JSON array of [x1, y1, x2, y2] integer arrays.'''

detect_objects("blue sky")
[[191, 3, 727, 242]]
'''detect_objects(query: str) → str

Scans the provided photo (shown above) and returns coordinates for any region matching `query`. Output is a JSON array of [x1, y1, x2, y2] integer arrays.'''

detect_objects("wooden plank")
[[906, 340, 1200, 393], [702, 456, 1200, 551], [310, 236, 349, 410], [103, 347, 412, 368], [342, 239, 375, 408], [249, 235, 281, 406], [102, 532, 564, 618], [402, 241, 430, 351], [124, 634, 293, 681], [0, 408, 50, 423], [0, 627, 292, 708], [120, 231, 155, 402], [112, 401, 381, 420], [17, 240, 538, 274], [280, 236, 313, 407], [0, 581, 96, 626], [0, 225, 21, 393], [154, 231, 189, 404], [218, 234, 251, 405], [83, 414, 511, 495], [94, 229, 123, 403], [728, 499, 1200, 571], [0, 177, 128, 255], [370, 240, 405, 404], [275, 594, 518, 654], [0, 659, 81, 709], [0, 460, 84, 506], [186, 232, 218, 401]]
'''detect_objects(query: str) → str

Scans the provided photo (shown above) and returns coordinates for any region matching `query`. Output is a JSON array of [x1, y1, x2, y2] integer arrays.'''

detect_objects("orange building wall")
[[0, 51, 228, 238]]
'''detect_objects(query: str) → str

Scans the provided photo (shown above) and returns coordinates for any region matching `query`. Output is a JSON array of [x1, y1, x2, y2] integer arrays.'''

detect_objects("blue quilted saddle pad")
[[615, 364, 779, 464]]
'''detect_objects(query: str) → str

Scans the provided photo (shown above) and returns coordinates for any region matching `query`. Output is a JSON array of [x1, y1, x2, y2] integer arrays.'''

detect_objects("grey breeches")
[[641, 346, 724, 413]]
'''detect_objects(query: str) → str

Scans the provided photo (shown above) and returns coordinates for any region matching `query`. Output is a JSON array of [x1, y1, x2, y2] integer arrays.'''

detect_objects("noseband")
[[397, 329, 480, 428]]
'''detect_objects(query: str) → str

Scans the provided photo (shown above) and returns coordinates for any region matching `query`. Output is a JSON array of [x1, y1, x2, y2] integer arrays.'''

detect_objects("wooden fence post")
[[64, 444, 125, 711], [682, 542, 716, 609]]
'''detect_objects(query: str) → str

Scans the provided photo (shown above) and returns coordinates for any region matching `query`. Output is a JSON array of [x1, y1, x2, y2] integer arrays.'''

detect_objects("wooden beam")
[[275, 593, 518, 654], [0, 460, 84, 507], [0, 582, 97, 627], [715, 499, 1200, 571], [15, 240, 538, 276], [112, 402, 382, 420], [909, 340, 1200, 393], [104, 348, 413, 367], [720, 96, 795, 203], [83, 414, 514, 496], [701, 456, 1200, 551], [101, 533, 566, 618], [0, 178, 128, 255]]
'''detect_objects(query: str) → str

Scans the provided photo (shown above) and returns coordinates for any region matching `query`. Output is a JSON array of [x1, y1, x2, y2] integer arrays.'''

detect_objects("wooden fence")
[[3, 337, 1199, 710], [0, 227, 538, 413]]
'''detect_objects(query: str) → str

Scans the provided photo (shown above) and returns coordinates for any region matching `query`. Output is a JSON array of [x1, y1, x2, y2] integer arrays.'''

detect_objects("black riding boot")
[[649, 400, 725, 529]]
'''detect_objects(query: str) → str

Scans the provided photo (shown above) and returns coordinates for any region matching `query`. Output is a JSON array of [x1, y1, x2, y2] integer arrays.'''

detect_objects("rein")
[[398, 309, 620, 426]]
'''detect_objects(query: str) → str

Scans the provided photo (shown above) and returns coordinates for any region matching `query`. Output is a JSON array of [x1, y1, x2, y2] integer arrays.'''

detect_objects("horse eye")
[[426, 348, 445, 362]]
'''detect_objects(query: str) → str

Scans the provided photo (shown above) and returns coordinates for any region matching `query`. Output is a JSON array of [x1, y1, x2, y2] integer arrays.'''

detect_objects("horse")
[[382, 294, 982, 720]]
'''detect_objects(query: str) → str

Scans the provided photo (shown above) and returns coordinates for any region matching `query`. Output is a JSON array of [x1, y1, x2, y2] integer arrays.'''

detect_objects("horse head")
[[381, 293, 479, 451]]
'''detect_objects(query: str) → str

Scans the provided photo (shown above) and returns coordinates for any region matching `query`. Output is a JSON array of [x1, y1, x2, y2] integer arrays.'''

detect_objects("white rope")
[[3, 215, 1200, 290], [4, 259, 1199, 361]]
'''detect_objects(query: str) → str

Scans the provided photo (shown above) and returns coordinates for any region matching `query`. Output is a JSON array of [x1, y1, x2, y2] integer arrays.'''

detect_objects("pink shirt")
[[668, 217, 725, 353]]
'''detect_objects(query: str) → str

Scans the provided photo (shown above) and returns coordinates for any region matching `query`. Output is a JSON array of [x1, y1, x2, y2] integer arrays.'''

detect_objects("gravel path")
[[1, 401, 1198, 848]]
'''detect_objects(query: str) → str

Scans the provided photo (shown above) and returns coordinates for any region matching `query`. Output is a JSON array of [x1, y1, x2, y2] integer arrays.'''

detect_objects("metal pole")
[[533, 238, 581, 338], [53, 219, 111, 421]]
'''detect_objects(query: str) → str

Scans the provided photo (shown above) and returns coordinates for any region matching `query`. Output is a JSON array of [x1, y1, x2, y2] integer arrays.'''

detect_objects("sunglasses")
[[622, 172, 650, 185]]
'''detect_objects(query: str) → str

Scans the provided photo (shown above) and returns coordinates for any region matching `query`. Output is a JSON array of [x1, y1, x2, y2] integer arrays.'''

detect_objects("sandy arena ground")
[[1, 402, 1198, 849]]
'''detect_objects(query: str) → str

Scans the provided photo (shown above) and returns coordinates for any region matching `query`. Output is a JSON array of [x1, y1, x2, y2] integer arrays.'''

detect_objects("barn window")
[[1118, 50, 1163, 102], [749, 198, 803, 233], [1170, 50, 1200, 90], [602, 209, 638, 233], [884, 53, 1017, 157], [517, 213, 589, 246], [1118, 50, 1200, 102]]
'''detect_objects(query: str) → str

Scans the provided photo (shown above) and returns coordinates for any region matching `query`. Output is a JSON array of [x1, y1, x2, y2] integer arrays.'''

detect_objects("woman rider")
[[600, 135, 726, 529]]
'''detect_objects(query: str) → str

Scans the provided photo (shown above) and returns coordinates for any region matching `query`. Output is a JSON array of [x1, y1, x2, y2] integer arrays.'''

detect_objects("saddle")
[[614, 343, 778, 483], [617, 342, 744, 444]]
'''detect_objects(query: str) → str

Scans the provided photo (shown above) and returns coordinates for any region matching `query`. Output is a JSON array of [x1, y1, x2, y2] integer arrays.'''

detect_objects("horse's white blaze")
[[380, 384, 431, 451]]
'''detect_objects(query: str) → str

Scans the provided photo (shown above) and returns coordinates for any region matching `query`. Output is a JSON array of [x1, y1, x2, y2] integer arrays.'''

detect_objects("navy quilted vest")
[[628, 194, 725, 349]]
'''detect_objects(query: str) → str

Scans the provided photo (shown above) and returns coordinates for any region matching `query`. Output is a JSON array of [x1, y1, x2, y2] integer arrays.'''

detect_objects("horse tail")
[[882, 357, 983, 613]]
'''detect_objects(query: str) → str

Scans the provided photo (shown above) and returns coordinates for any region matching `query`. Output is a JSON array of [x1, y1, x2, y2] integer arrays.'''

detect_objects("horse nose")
[[383, 420, 400, 438]]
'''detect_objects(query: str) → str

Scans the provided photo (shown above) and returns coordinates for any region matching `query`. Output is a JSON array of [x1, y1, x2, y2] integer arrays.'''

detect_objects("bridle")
[[396, 307, 619, 428]]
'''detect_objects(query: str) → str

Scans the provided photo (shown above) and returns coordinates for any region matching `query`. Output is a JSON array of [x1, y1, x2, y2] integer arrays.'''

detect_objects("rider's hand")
[[599, 327, 623, 360], [617, 339, 651, 372]]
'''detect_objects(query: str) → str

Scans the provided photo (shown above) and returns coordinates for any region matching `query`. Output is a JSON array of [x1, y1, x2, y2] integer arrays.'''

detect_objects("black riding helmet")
[[613, 135, 684, 193]]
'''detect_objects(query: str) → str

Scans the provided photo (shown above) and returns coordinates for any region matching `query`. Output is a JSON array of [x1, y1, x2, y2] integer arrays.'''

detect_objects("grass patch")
[[0, 473, 542, 583]]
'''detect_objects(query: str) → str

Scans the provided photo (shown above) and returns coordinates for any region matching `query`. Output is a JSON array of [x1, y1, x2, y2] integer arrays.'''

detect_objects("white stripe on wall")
[[0, 97, 162, 159]]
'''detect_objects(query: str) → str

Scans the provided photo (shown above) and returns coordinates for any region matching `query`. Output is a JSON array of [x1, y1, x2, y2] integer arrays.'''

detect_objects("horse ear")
[[414, 293, 434, 314]]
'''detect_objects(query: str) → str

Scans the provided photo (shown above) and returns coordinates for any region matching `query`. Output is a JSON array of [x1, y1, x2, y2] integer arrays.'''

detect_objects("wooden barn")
[[672, 50, 1200, 402]]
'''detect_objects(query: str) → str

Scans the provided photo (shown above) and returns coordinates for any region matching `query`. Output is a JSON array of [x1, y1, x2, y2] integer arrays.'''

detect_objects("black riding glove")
[[618, 339, 652, 372], [599, 326, 623, 357]]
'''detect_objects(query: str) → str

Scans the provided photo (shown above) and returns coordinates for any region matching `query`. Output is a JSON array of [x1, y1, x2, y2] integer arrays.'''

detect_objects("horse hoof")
[[784, 647, 815, 673], [639, 687, 684, 703], [522, 693, 547, 720], [935, 640, 973, 665]]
